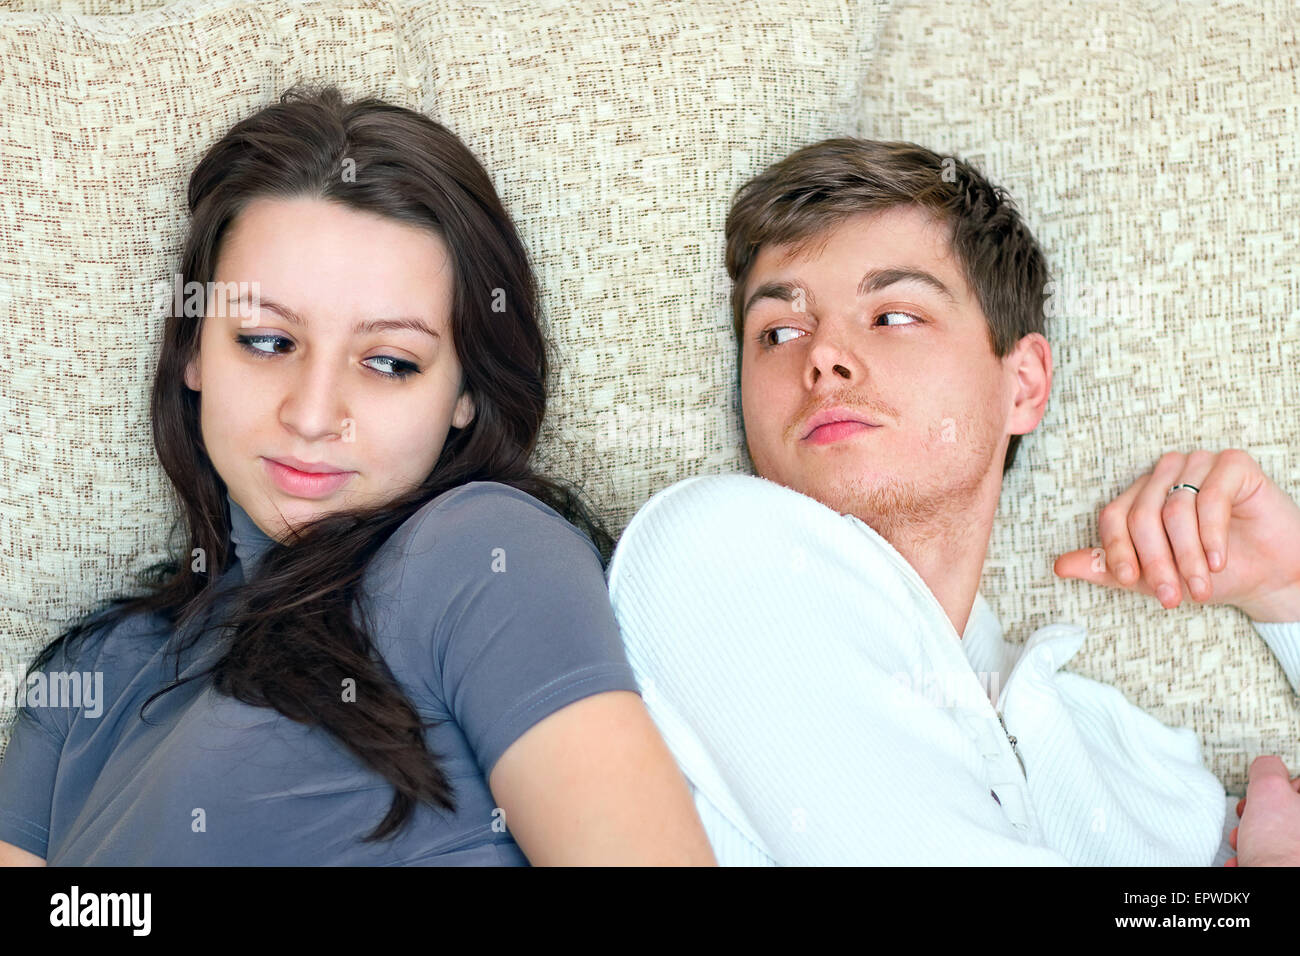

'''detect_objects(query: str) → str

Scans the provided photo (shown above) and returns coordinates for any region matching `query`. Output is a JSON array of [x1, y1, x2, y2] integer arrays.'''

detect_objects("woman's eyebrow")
[[237, 295, 440, 339]]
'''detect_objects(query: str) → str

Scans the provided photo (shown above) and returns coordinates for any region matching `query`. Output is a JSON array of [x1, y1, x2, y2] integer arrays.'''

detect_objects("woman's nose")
[[278, 357, 351, 440]]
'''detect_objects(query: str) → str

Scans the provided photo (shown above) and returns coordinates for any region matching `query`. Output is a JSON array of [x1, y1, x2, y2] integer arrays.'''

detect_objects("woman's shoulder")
[[14, 603, 171, 739], [42, 602, 172, 676], [368, 481, 627, 694], [405, 478, 598, 546], [416, 479, 569, 518], [400, 480, 601, 564]]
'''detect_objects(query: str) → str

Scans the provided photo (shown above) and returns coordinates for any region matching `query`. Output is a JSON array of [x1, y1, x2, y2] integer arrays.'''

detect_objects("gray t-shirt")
[[0, 481, 640, 865]]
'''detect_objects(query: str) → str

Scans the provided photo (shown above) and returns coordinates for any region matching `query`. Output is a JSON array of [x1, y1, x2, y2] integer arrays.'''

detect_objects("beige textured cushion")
[[858, 0, 1300, 791], [0, 0, 890, 755], [0, 0, 167, 10]]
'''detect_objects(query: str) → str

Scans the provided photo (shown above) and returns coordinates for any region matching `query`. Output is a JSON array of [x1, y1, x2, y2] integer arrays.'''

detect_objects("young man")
[[605, 139, 1300, 866]]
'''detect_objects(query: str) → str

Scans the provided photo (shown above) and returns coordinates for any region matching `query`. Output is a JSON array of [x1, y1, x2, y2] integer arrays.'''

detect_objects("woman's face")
[[184, 195, 474, 542]]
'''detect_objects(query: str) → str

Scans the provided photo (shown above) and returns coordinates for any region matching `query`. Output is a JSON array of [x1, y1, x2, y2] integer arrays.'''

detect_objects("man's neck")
[[853, 475, 1002, 639], [884, 513, 992, 638]]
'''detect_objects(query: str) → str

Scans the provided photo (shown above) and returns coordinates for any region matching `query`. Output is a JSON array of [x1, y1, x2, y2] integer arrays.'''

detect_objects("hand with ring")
[[1053, 449, 1300, 622]]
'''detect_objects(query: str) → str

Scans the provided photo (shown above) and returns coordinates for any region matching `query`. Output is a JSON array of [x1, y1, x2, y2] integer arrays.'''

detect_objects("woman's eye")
[[363, 356, 420, 380], [235, 335, 420, 380], [236, 333, 291, 356], [877, 311, 920, 327]]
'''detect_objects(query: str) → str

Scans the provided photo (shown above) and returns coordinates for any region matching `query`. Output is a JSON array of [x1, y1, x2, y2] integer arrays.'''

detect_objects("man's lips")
[[801, 406, 880, 441], [804, 421, 880, 445]]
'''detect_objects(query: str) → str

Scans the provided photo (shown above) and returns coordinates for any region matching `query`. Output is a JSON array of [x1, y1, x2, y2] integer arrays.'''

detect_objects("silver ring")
[[1167, 483, 1200, 496]]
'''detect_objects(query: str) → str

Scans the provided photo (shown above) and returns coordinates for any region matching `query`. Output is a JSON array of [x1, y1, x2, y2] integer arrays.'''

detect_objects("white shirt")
[[606, 474, 1300, 866]]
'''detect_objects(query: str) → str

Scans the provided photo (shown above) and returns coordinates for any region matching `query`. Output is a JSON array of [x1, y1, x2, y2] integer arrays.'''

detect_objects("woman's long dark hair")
[[26, 83, 612, 842]]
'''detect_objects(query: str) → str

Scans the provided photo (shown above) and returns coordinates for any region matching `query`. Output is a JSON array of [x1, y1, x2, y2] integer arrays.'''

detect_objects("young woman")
[[0, 85, 715, 866]]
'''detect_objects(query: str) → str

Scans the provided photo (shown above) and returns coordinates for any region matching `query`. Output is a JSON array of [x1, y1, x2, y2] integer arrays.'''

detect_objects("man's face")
[[738, 205, 1040, 541], [184, 195, 474, 543]]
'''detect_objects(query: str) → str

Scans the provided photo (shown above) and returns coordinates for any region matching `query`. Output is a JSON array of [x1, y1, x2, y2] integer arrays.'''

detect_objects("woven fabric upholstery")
[[2, 0, 1295, 797], [857, 0, 1300, 790], [0, 0, 890, 755]]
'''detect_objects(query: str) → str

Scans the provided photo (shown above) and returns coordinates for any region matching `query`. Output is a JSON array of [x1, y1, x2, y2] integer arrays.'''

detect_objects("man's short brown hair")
[[724, 138, 1050, 475]]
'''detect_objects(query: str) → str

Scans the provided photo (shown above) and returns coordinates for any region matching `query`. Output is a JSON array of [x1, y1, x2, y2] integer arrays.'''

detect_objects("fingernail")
[[1117, 562, 1133, 583], [1190, 576, 1206, 598], [1208, 551, 1222, 571], [1157, 584, 1177, 605]]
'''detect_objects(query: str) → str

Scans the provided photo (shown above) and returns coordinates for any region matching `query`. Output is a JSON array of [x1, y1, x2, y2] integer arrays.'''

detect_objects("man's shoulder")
[[606, 471, 942, 647], [609, 474, 832, 573], [606, 471, 907, 626], [624, 473, 815, 521]]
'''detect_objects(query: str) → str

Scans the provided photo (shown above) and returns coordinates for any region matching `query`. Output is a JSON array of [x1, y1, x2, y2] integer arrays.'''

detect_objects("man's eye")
[[877, 311, 920, 327], [760, 326, 805, 347]]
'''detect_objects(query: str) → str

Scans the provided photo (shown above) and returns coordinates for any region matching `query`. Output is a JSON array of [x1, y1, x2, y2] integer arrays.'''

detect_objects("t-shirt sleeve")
[[415, 484, 641, 780], [0, 639, 80, 860]]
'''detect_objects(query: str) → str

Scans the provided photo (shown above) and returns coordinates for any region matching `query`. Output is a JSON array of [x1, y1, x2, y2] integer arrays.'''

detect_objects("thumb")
[[1053, 548, 1110, 584], [1247, 755, 1292, 792]]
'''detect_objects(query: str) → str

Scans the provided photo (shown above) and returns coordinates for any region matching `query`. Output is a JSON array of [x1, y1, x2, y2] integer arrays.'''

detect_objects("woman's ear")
[[184, 354, 201, 391], [451, 388, 475, 429]]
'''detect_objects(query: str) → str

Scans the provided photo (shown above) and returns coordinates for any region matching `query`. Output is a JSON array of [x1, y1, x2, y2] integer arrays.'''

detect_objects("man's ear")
[[184, 354, 200, 392], [1006, 332, 1052, 437], [451, 388, 475, 429]]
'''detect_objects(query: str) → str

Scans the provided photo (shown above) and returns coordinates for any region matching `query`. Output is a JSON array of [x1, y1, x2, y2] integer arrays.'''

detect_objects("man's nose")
[[805, 319, 862, 386]]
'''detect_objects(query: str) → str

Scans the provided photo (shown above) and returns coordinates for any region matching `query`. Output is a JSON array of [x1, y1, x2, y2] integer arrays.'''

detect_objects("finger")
[[1097, 471, 1150, 588], [1130, 452, 1190, 608], [1229, 825, 1237, 850], [1236, 797, 1245, 817], [1224, 856, 1238, 867], [1247, 754, 1291, 790], [1163, 451, 1217, 603], [1052, 547, 1155, 595], [1053, 547, 1102, 583], [1191, 451, 1248, 575]]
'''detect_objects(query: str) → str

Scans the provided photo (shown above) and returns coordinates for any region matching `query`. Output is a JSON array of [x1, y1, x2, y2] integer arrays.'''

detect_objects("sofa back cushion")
[[0, 0, 893, 753], [857, 0, 1300, 788]]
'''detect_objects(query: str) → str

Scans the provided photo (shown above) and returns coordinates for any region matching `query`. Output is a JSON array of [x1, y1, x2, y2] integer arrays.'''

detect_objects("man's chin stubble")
[[810, 471, 945, 544]]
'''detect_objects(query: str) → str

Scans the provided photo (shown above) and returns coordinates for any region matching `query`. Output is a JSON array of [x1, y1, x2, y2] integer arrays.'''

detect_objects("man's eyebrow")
[[234, 295, 440, 339], [857, 267, 958, 305], [742, 266, 959, 321]]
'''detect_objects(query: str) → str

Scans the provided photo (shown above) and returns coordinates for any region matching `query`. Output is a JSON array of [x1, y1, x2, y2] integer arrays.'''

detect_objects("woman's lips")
[[804, 421, 880, 445], [262, 457, 356, 498]]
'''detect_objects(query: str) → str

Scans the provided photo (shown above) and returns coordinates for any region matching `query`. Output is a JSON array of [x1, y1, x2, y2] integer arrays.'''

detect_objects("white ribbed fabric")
[[606, 474, 1300, 866]]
